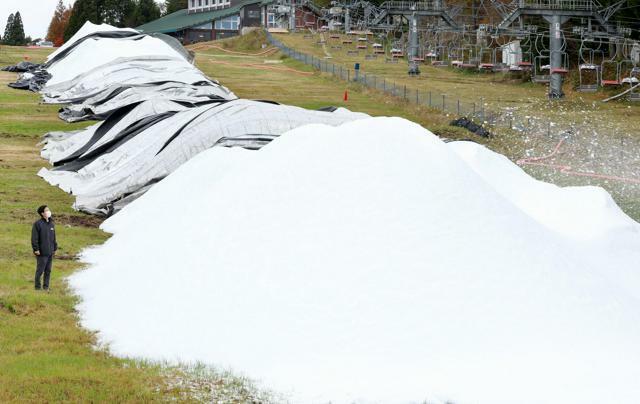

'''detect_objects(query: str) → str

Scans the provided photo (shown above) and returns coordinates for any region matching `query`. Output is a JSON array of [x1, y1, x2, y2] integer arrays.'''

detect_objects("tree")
[[102, 0, 137, 27], [47, 0, 72, 46], [10, 12, 27, 45], [132, 0, 161, 26], [2, 14, 14, 45], [164, 0, 188, 15], [64, 0, 100, 41], [64, 0, 146, 40]]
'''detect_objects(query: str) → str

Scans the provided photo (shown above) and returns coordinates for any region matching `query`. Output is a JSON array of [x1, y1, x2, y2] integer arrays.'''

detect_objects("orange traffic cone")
[[343, 90, 348, 101]]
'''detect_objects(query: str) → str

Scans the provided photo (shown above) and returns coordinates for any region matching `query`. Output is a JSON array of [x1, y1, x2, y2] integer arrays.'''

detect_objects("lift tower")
[[494, 0, 623, 98]]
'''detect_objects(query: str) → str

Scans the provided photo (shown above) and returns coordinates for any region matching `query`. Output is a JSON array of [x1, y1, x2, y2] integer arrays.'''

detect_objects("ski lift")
[[577, 37, 602, 92], [533, 55, 551, 83], [550, 50, 569, 75], [478, 41, 496, 72], [461, 44, 477, 69], [601, 57, 620, 86], [627, 67, 640, 101]]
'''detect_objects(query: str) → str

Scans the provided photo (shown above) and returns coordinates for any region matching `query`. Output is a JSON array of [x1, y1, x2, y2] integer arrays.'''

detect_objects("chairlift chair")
[[533, 54, 551, 83], [600, 59, 620, 86], [578, 41, 602, 92]]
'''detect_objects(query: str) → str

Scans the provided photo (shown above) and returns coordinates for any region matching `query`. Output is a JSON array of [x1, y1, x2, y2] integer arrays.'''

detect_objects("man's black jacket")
[[31, 218, 58, 256]]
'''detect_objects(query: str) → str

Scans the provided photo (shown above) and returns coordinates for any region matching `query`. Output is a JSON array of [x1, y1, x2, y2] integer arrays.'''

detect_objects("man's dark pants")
[[35, 255, 53, 290]]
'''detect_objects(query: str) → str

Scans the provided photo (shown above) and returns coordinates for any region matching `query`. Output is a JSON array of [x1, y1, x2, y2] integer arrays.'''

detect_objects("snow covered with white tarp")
[[39, 99, 368, 214], [9, 22, 235, 110], [0, 21, 368, 213], [70, 117, 640, 404]]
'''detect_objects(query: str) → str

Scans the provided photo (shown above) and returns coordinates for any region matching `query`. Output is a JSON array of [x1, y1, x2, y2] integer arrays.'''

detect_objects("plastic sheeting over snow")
[[39, 99, 368, 214], [70, 117, 640, 404], [8, 22, 235, 110], [2, 21, 369, 213]]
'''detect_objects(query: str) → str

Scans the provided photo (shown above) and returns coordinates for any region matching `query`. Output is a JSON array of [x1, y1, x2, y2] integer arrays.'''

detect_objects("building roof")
[[137, 0, 273, 34]]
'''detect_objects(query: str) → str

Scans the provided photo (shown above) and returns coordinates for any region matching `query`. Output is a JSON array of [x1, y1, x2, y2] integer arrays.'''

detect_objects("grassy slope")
[[0, 49, 179, 402]]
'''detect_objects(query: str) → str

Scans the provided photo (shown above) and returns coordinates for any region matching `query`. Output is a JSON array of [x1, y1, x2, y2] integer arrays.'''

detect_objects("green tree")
[[11, 12, 26, 45], [164, 0, 188, 15], [2, 13, 14, 45], [64, 0, 100, 41], [3, 12, 27, 45], [102, 0, 137, 27], [132, 0, 161, 26]]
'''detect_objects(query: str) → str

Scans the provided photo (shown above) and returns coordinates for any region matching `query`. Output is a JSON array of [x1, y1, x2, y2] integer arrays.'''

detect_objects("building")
[[137, 0, 275, 44]]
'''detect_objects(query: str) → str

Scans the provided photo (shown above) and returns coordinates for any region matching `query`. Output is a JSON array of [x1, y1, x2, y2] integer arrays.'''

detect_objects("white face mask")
[[44, 210, 52, 219]]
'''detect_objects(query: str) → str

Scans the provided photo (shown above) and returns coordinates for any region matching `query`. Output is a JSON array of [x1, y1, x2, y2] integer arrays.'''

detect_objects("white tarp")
[[58, 82, 233, 122], [39, 100, 369, 214], [41, 99, 189, 163]]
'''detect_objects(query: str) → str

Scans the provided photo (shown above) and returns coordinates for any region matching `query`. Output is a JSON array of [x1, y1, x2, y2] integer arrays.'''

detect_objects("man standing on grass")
[[31, 205, 57, 291]]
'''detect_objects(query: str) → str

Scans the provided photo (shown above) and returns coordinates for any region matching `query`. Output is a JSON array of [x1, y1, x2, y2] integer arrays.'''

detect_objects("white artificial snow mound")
[[70, 117, 640, 404], [449, 141, 637, 240]]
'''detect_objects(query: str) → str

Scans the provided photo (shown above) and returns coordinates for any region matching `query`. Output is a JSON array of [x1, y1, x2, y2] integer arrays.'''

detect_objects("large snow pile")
[[70, 117, 640, 404]]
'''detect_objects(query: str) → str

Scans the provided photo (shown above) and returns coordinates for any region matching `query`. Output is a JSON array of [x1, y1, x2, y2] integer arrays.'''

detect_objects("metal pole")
[[442, 94, 445, 111], [345, 8, 351, 34], [547, 14, 565, 99], [409, 12, 418, 61], [289, 0, 296, 33]]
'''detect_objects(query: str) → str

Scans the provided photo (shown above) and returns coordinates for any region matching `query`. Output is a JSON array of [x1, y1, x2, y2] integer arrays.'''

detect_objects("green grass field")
[[0, 30, 638, 402]]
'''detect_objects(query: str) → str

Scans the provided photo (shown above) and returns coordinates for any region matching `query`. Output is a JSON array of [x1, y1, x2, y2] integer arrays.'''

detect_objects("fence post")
[[347, 69, 350, 81], [403, 85, 407, 100], [457, 99, 460, 115], [416, 88, 419, 104], [480, 97, 485, 121], [383, 78, 386, 92], [374, 75, 377, 88], [429, 91, 432, 107], [473, 102, 476, 116], [442, 94, 446, 112]]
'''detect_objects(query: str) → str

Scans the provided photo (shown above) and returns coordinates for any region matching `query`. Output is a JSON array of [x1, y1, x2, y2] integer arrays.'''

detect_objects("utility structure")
[[494, 0, 623, 98], [370, 1, 459, 73]]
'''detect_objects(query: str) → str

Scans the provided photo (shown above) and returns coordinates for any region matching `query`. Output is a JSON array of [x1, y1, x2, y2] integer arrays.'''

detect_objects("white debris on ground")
[[70, 117, 640, 404]]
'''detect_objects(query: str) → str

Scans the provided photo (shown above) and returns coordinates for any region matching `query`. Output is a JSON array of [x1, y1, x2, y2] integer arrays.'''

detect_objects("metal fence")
[[265, 30, 518, 130]]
